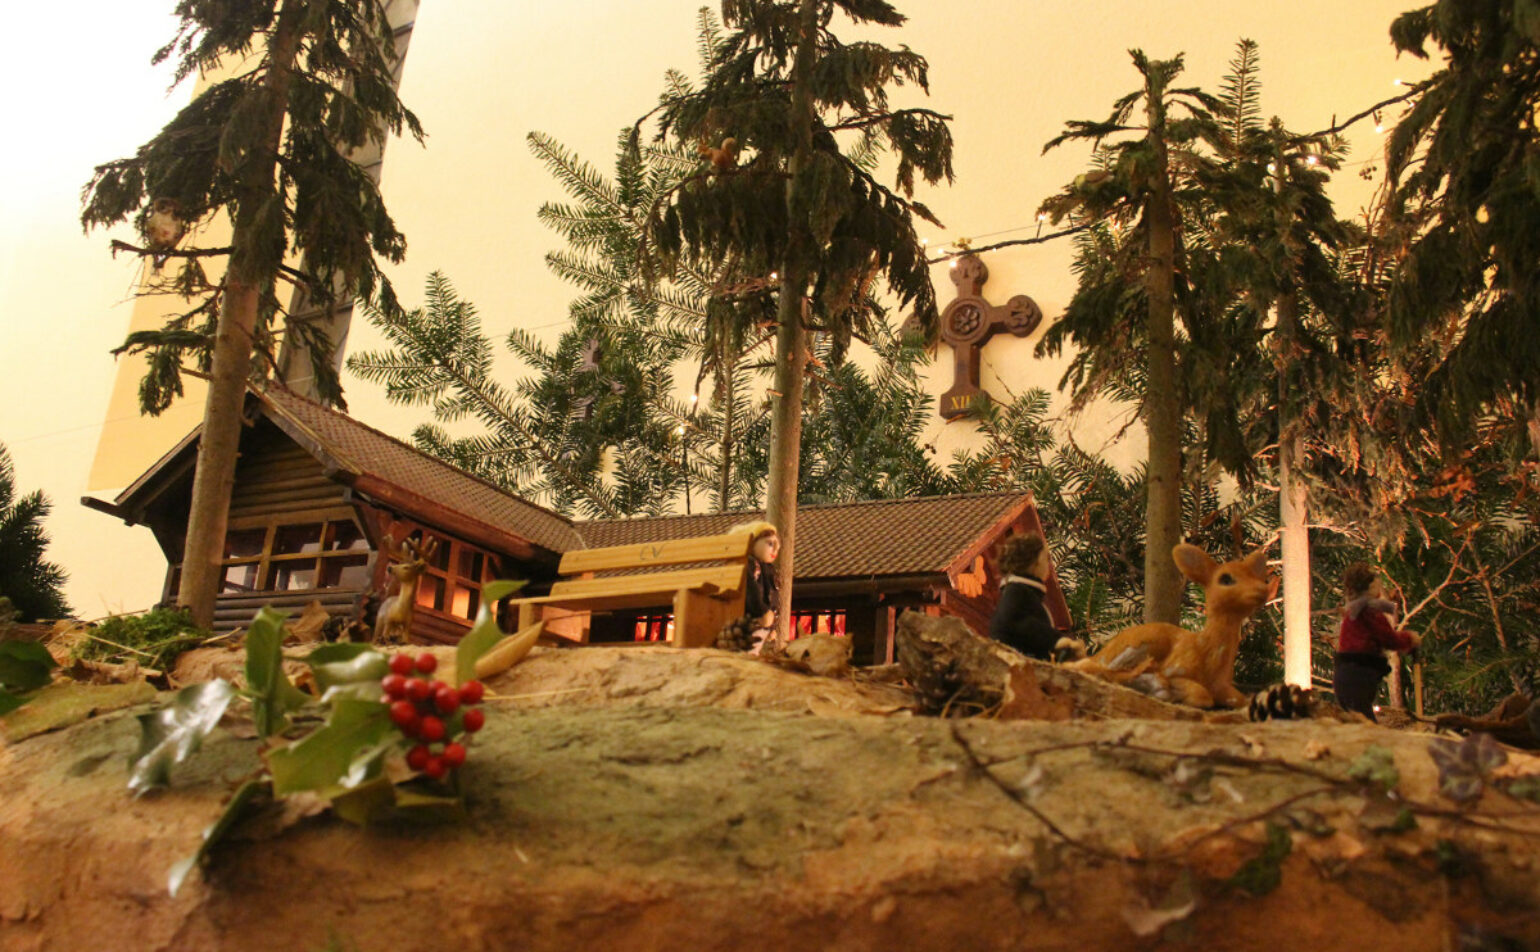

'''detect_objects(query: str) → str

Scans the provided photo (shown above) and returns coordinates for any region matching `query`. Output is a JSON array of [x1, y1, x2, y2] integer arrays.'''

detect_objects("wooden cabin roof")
[[92, 384, 1040, 586], [259, 387, 583, 556]]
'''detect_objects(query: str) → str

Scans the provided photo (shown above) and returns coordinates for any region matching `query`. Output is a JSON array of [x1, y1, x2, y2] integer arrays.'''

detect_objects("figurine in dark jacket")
[[988, 533, 1060, 660], [1333, 562, 1421, 721], [715, 521, 782, 654]]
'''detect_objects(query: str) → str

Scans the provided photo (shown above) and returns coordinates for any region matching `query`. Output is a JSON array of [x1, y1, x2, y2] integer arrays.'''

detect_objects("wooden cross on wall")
[[938, 253, 1043, 420]]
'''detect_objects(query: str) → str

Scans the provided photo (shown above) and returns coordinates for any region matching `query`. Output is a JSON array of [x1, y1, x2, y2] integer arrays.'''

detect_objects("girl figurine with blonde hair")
[[716, 521, 781, 654]]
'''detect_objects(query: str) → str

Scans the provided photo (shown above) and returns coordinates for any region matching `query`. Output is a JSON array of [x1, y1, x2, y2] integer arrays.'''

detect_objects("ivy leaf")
[[1347, 745, 1400, 792], [167, 779, 262, 897], [1430, 734, 1506, 804], [0, 640, 57, 693], [455, 578, 526, 686], [267, 698, 391, 796], [245, 607, 310, 739], [128, 679, 239, 796], [1225, 822, 1292, 896]]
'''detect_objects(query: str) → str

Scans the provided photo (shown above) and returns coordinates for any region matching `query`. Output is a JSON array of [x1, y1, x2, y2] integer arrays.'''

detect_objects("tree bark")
[[1141, 96, 1184, 626], [763, 0, 821, 644], [1276, 291, 1313, 687], [177, 0, 304, 628]]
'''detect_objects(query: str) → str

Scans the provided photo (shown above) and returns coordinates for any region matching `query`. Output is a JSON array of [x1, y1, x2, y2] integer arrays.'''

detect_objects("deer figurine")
[[1068, 544, 1278, 708], [373, 533, 439, 644]]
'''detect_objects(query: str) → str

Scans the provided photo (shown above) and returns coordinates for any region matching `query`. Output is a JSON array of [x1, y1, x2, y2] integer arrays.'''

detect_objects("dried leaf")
[[1121, 870, 1197, 937], [1304, 740, 1331, 760]]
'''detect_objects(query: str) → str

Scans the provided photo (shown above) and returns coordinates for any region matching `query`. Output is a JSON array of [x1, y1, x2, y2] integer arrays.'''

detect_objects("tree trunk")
[[763, 0, 821, 645], [1276, 291, 1313, 687], [717, 360, 734, 512], [177, 0, 304, 629], [1141, 108, 1184, 626]]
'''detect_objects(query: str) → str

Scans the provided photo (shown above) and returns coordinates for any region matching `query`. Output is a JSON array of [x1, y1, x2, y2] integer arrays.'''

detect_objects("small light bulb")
[[948, 258, 959, 269], [1267, 162, 1277, 174], [769, 271, 779, 281], [689, 393, 699, 405], [1393, 78, 1403, 87], [920, 237, 929, 246], [674, 424, 686, 436], [1305, 155, 1318, 166], [1375, 123, 1385, 134], [1037, 212, 1048, 222]]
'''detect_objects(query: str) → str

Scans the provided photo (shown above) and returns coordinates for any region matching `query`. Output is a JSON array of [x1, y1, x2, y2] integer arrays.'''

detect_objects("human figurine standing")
[[988, 532, 1060, 660], [716, 521, 781, 654], [1333, 562, 1421, 721]]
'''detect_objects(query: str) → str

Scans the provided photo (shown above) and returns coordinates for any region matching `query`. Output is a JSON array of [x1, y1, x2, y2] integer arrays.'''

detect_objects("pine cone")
[[715, 615, 756, 652]]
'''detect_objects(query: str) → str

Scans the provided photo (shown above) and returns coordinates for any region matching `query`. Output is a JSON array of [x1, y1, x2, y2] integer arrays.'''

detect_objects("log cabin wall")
[[205, 422, 370, 633]]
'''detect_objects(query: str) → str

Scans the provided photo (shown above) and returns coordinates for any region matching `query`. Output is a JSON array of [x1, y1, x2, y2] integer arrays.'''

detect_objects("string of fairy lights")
[[922, 80, 1427, 267]]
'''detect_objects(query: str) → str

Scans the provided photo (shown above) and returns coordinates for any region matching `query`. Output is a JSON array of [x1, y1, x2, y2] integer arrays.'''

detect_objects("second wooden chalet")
[[86, 386, 1069, 665]]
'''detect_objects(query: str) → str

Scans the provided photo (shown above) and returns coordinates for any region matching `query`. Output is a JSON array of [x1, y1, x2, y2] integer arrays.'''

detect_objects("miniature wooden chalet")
[[86, 386, 1070, 665]]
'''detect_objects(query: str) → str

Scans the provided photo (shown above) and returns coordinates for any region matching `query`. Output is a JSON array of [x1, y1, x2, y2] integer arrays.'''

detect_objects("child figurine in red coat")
[[1333, 562, 1421, 721]]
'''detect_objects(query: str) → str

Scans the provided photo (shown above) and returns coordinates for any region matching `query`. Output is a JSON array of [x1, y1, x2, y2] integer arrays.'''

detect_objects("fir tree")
[[0, 443, 70, 623], [1038, 50, 1224, 624], [634, 0, 953, 639], [1387, 0, 1540, 459], [80, 0, 422, 628]]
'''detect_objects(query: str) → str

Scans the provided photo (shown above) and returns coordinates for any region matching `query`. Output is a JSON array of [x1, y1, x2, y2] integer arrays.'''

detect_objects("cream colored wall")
[[2, 0, 1432, 617]]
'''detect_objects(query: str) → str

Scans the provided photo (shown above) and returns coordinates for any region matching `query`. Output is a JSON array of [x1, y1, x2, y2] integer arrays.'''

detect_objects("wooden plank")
[[547, 564, 745, 601], [671, 586, 745, 649], [556, 533, 752, 575]]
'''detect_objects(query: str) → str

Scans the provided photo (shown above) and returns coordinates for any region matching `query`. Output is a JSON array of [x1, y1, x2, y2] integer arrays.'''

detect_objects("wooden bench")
[[509, 531, 754, 647]]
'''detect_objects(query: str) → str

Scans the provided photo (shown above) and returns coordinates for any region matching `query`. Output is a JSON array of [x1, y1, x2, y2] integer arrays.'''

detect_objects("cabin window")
[[214, 510, 371, 594], [383, 533, 500, 623]]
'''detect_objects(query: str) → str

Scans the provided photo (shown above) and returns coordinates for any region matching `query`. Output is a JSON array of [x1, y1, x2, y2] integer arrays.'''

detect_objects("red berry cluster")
[[381, 652, 487, 780]]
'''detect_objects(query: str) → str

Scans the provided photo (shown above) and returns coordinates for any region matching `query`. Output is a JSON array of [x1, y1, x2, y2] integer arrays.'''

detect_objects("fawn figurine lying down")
[[1068, 544, 1278, 708]]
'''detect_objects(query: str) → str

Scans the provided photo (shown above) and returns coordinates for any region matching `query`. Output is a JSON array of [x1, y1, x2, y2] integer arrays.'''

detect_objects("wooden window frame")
[[383, 532, 500, 624], [214, 507, 373, 596]]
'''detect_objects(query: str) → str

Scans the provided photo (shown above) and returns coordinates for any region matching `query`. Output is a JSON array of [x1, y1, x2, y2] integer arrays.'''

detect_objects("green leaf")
[[1225, 822, 1292, 896], [305, 646, 388, 699], [455, 578, 525, 685], [0, 640, 57, 692], [245, 607, 310, 739], [128, 679, 239, 796], [267, 698, 391, 796], [1347, 745, 1400, 792], [167, 779, 263, 897], [326, 774, 397, 826]]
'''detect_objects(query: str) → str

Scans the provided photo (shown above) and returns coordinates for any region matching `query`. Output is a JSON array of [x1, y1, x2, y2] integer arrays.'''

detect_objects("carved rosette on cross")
[[938, 253, 1043, 420]]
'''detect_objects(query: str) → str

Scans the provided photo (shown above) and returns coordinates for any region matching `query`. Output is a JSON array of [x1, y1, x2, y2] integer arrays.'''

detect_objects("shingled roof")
[[259, 387, 584, 555], [96, 384, 1034, 583], [576, 492, 1032, 581]]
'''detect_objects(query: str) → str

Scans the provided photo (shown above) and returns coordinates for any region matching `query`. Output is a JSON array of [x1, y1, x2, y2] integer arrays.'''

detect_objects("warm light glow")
[[1375, 123, 1385, 134], [674, 424, 685, 435], [689, 392, 698, 404], [1266, 162, 1277, 174], [1036, 212, 1048, 222], [1305, 155, 1318, 166], [769, 271, 779, 281]]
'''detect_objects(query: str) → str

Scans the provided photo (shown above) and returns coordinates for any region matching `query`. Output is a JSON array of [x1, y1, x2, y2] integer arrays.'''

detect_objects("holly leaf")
[[266, 698, 391, 796], [455, 578, 526, 686], [128, 679, 238, 796], [167, 779, 262, 897], [304, 646, 388, 701], [245, 607, 310, 739], [0, 640, 57, 692], [326, 774, 398, 826]]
